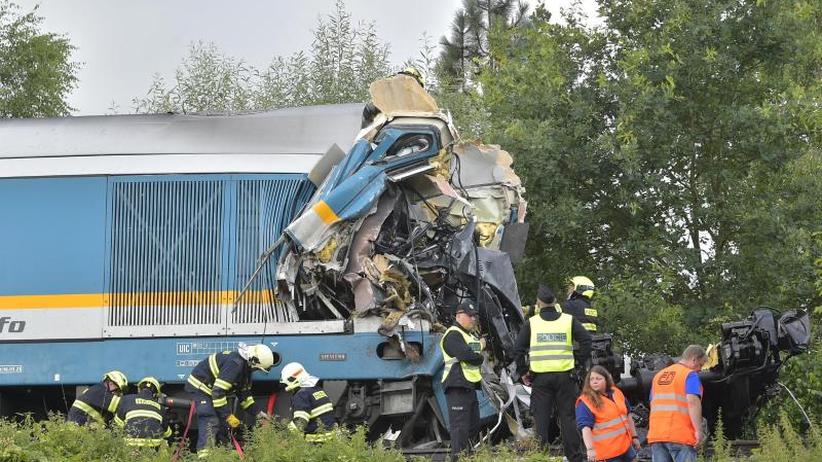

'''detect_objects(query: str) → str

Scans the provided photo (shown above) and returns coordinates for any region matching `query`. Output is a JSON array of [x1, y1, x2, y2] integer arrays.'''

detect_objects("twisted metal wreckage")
[[241, 75, 812, 446]]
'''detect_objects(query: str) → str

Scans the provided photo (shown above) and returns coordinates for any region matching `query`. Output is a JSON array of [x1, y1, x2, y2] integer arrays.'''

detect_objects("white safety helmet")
[[246, 344, 277, 373], [280, 362, 309, 391], [103, 370, 128, 390]]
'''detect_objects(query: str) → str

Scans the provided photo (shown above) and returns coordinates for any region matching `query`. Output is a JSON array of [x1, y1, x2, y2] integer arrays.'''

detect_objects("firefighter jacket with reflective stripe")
[[647, 363, 700, 446], [288, 385, 336, 441], [576, 387, 632, 460], [529, 313, 574, 372], [67, 382, 121, 425], [440, 325, 483, 389], [562, 297, 598, 332], [184, 351, 256, 421], [113, 389, 172, 447]]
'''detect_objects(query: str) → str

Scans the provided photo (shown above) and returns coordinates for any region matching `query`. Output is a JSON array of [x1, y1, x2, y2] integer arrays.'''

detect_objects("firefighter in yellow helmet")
[[281, 362, 337, 442], [561, 276, 599, 333], [113, 377, 173, 448], [67, 370, 127, 426]]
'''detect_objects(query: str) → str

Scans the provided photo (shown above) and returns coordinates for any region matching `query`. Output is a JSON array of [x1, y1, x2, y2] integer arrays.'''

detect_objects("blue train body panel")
[[0, 177, 108, 295]]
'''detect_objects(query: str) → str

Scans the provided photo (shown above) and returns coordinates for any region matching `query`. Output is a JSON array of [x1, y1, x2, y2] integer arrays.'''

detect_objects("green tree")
[[478, 0, 821, 349], [134, 1, 391, 113], [438, 0, 529, 88], [0, 0, 78, 118]]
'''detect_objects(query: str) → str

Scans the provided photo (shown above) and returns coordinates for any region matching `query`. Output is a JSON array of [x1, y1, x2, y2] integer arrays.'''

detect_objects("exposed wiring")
[[777, 381, 812, 428]]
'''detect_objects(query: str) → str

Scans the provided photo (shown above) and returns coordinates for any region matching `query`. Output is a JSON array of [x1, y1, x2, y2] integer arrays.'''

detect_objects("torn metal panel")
[[270, 74, 527, 366]]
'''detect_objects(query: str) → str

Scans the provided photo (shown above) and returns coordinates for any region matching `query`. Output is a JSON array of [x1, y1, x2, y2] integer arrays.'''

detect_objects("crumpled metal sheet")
[[274, 74, 528, 365]]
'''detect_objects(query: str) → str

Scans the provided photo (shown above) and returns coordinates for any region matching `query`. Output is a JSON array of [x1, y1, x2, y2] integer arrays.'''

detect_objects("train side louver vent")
[[232, 179, 311, 324], [108, 180, 224, 326]]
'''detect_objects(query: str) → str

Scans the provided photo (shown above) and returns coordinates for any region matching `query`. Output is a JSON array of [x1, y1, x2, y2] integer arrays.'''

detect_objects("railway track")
[[401, 440, 761, 461]]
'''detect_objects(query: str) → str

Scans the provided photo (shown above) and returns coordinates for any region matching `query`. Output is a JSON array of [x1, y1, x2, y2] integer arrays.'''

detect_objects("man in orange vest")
[[647, 345, 708, 462]]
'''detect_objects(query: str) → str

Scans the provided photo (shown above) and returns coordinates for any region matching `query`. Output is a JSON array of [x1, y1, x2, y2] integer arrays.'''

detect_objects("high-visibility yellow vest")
[[440, 326, 482, 383], [529, 313, 574, 372]]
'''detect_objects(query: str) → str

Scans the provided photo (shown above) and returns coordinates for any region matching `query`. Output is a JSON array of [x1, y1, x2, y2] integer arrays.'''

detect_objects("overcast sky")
[[17, 0, 597, 115]]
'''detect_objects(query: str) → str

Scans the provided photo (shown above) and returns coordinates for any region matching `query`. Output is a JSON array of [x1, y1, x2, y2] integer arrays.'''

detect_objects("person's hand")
[[226, 414, 241, 429], [521, 372, 533, 387], [694, 429, 703, 446], [479, 337, 487, 351], [586, 447, 597, 461]]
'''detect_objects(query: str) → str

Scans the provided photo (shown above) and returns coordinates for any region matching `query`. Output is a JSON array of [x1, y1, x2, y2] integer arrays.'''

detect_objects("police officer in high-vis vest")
[[561, 276, 599, 333], [67, 370, 127, 426], [440, 300, 485, 460], [648, 345, 707, 462], [514, 285, 591, 462]]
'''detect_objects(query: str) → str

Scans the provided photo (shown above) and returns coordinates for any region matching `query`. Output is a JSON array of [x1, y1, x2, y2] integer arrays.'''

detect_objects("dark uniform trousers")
[[445, 387, 479, 457], [531, 371, 583, 462], [192, 390, 227, 451]]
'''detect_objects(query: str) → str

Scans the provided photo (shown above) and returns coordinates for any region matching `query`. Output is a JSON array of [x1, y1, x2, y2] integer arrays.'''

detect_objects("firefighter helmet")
[[137, 376, 162, 395], [246, 344, 277, 373], [569, 276, 595, 299], [398, 66, 425, 88], [280, 362, 309, 391], [103, 370, 128, 390]]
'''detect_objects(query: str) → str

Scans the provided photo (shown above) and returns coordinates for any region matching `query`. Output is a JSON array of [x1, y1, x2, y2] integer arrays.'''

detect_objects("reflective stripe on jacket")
[[528, 313, 574, 372], [440, 326, 482, 384], [647, 363, 700, 446], [184, 351, 256, 420], [289, 385, 337, 440], [576, 387, 632, 460]]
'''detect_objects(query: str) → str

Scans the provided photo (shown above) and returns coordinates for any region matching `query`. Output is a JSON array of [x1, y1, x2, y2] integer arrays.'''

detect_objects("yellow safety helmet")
[[103, 370, 128, 390], [137, 376, 162, 394], [280, 362, 309, 391], [569, 276, 595, 299], [398, 66, 425, 88]]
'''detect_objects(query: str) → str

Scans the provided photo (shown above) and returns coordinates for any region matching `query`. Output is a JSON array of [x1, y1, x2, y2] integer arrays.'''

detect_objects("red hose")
[[171, 400, 196, 462], [230, 431, 245, 460], [266, 393, 278, 416]]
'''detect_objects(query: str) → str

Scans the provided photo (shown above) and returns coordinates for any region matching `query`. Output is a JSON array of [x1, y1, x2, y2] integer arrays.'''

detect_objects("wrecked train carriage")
[[0, 103, 510, 446], [274, 76, 529, 369]]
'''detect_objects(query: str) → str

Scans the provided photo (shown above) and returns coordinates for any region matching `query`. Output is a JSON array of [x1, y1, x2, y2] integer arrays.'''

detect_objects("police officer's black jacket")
[[290, 385, 336, 435], [114, 388, 172, 440], [67, 382, 120, 425], [442, 324, 484, 391], [561, 296, 599, 331], [513, 309, 592, 376], [184, 351, 258, 420]]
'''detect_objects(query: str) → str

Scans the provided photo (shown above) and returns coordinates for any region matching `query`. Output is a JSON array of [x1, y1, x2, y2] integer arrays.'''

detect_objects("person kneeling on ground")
[[114, 376, 173, 448], [281, 362, 337, 442]]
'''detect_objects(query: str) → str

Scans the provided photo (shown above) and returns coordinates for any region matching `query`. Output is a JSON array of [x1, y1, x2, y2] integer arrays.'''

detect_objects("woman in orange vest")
[[576, 365, 640, 462]]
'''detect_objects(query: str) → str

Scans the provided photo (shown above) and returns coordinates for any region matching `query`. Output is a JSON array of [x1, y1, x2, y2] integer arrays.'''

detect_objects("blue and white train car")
[[0, 105, 486, 445]]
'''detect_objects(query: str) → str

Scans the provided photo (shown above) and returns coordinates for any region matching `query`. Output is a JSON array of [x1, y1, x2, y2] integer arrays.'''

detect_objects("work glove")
[[479, 337, 487, 351], [226, 414, 241, 429]]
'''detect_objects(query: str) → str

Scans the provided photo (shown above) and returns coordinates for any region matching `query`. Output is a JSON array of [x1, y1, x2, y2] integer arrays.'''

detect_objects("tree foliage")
[[0, 0, 78, 118], [477, 0, 821, 356], [133, 1, 390, 113]]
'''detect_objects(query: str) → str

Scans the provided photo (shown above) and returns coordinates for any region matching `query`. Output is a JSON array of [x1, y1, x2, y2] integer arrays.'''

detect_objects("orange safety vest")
[[576, 387, 632, 460], [647, 363, 701, 446]]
